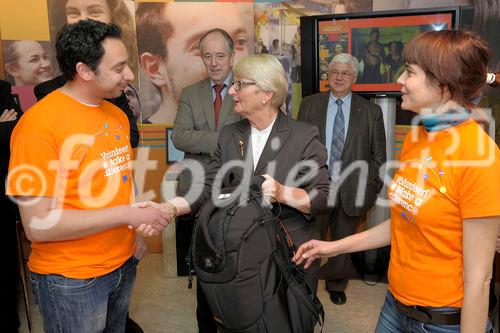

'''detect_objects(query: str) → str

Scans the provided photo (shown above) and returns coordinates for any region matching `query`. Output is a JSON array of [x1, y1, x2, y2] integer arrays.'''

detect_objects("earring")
[[262, 100, 266, 105]]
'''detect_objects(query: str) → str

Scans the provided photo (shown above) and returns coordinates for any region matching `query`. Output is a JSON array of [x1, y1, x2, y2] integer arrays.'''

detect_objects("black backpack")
[[187, 177, 324, 332]]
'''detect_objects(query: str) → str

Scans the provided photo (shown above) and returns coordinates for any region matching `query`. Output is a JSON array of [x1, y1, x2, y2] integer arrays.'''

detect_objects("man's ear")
[[140, 52, 168, 87], [75, 62, 94, 82]]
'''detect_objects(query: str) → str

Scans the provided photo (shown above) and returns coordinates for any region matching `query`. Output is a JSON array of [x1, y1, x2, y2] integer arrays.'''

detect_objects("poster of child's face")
[[2, 40, 53, 86]]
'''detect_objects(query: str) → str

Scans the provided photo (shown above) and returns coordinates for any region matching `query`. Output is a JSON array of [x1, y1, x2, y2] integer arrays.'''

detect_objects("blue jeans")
[[375, 291, 494, 333], [30, 256, 138, 333]]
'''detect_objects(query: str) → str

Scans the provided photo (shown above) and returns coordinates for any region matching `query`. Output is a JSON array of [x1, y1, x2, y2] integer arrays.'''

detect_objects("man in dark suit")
[[171, 28, 242, 333], [34, 75, 140, 149], [298, 53, 386, 305], [0, 79, 22, 332]]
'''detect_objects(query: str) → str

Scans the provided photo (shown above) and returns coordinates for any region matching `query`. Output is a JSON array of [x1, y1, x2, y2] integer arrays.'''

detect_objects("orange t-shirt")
[[388, 120, 500, 307], [7, 90, 135, 278]]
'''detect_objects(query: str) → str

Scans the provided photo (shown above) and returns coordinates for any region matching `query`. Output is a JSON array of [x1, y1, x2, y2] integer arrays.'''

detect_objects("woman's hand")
[[261, 174, 283, 203], [293, 239, 340, 269], [0, 108, 17, 122]]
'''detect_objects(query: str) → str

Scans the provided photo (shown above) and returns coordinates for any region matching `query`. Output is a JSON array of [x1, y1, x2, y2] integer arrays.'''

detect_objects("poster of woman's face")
[[2, 40, 53, 86], [47, 0, 138, 83]]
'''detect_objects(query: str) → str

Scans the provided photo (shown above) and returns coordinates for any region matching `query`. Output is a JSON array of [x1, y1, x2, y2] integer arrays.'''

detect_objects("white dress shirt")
[[250, 117, 277, 171]]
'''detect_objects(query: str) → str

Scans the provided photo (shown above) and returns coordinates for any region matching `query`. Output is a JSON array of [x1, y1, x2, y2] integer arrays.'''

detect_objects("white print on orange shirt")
[[100, 144, 131, 177], [389, 175, 435, 219]]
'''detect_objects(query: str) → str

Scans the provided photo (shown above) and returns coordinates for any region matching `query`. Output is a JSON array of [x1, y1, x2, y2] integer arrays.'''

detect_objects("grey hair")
[[329, 53, 359, 76]]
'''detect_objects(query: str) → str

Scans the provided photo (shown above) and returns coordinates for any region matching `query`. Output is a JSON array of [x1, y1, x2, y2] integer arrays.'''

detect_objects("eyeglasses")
[[230, 80, 256, 91], [329, 71, 355, 79]]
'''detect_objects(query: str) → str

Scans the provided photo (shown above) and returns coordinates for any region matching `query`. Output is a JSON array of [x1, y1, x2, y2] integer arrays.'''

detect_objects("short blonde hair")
[[233, 54, 288, 109]]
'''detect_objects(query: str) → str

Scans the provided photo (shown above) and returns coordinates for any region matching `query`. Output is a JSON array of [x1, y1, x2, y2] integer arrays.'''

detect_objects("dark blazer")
[[34, 75, 140, 148], [298, 92, 386, 217], [172, 77, 242, 164], [0, 80, 22, 214], [184, 111, 331, 246], [172, 77, 242, 195]]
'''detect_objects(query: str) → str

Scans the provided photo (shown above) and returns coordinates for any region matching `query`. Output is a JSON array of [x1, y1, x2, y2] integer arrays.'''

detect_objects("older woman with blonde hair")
[[159, 54, 331, 331]]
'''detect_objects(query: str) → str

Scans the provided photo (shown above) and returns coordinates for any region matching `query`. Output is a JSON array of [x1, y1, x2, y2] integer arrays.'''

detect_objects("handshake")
[[128, 201, 178, 238]]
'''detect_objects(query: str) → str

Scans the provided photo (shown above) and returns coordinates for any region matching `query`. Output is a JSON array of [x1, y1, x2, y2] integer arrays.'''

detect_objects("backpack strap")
[[274, 217, 325, 332]]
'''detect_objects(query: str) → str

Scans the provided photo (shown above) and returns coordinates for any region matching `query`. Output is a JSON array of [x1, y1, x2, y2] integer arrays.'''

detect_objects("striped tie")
[[329, 99, 344, 180]]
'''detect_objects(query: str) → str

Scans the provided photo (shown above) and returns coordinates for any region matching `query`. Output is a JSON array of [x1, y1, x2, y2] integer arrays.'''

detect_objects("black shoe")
[[329, 291, 346, 305], [125, 316, 144, 333]]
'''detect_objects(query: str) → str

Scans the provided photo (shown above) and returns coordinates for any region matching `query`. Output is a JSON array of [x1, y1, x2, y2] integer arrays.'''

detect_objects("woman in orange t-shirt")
[[294, 30, 500, 333]]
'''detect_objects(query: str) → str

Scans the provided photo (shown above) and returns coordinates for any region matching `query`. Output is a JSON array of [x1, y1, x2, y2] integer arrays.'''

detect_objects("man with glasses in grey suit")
[[297, 53, 386, 306], [171, 28, 241, 333]]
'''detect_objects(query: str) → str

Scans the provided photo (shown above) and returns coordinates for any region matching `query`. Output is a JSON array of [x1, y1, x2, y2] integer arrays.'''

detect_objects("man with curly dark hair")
[[7, 19, 171, 332]]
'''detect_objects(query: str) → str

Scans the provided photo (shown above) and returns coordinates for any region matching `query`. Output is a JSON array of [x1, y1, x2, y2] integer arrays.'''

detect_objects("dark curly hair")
[[56, 19, 121, 81]]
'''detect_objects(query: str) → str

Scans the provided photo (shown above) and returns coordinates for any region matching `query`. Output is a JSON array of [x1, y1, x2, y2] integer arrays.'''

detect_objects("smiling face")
[[7, 41, 53, 86], [92, 38, 134, 99], [397, 64, 445, 114], [65, 0, 112, 24], [328, 62, 356, 98]]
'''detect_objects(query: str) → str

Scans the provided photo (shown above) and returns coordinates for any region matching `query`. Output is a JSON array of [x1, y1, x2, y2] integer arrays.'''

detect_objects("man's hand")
[[131, 201, 176, 237], [128, 203, 172, 237], [0, 109, 17, 122]]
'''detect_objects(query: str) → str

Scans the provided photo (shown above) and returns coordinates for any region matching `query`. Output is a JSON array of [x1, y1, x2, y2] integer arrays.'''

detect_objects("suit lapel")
[[343, 94, 361, 154], [316, 92, 329, 145], [254, 112, 290, 175], [199, 79, 216, 131], [217, 93, 234, 128], [232, 120, 252, 165]]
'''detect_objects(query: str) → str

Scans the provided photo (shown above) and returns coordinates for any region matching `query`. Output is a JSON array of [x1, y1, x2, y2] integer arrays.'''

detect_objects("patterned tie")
[[329, 99, 345, 180], [213, 84, 224, 130]]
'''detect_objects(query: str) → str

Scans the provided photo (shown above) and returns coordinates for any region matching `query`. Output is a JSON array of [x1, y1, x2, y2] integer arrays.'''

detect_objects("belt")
[[393, 297, 461, 325]]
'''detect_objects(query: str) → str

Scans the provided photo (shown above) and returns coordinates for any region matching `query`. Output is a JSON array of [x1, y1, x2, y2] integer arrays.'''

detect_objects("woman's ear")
[[439, 84, 452, 103], [263, 90, 275, 105], [140, 52, 168, 87], [4, 63, 20, 78]]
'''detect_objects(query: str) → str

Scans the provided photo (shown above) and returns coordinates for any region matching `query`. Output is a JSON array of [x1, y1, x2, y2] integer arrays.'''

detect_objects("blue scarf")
[[420, 109, 470, 132]]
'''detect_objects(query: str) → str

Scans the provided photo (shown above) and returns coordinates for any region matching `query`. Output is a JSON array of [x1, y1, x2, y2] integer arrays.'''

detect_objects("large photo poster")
[[136, 2, 254, 125], [47, 0, 139, 84], [317, 13, 453, 93]]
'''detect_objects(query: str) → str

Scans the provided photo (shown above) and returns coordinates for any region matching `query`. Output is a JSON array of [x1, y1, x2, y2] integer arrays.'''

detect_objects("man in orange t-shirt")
[[7, 20, 172, 332]]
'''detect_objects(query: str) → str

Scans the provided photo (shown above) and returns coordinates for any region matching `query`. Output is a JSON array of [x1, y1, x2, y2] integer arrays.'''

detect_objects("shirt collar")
[[210, 74, 232, 88], [329, 92, 352, 105]]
